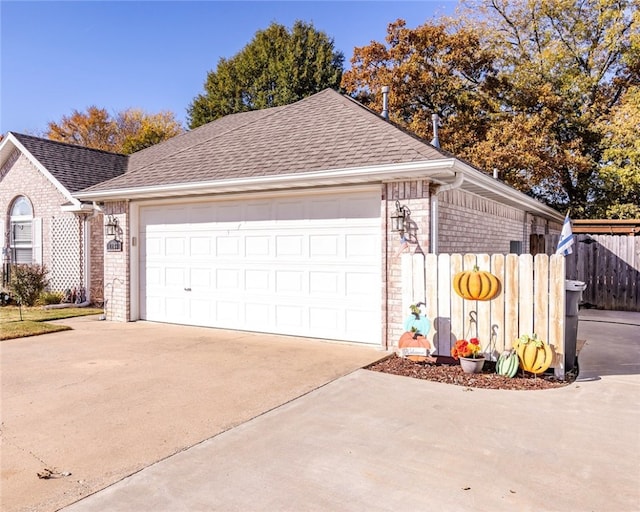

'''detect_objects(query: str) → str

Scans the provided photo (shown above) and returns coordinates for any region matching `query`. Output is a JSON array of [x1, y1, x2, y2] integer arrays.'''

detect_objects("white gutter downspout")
[[431, 172, 464, 254]]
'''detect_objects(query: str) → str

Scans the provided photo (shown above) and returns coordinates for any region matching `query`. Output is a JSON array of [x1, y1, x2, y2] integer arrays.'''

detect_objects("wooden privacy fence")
[[531, 233, 639, 311], [401, 253, 568, 375]]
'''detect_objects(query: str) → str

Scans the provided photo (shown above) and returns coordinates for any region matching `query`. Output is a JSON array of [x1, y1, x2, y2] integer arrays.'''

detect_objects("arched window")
[[10, 196, 33, 264]]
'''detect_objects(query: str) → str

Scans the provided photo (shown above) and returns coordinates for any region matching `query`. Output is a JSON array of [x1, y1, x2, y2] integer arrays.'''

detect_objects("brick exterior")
[[88, 214, 104, 302], [437, 188, 557, 255], [384, 180, 431, 346], [0, 153, 104, 299], [102, 201, 129, 321]]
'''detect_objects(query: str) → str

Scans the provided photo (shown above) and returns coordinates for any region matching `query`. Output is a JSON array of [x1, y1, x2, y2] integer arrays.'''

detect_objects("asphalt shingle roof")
[[85, 89, 448, 193], [12, 133, 128, 193]]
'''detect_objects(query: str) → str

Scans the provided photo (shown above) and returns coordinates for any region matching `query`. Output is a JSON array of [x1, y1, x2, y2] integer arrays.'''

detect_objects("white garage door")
[[139, 190, 381, 344]]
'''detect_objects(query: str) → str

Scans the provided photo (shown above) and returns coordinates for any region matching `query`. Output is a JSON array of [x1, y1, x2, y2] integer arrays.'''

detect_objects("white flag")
[[556, 214, 574, 256]]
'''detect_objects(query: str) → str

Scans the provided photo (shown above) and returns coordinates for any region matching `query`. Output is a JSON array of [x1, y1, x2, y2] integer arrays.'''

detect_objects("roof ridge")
[[10, 132, 128, 157]]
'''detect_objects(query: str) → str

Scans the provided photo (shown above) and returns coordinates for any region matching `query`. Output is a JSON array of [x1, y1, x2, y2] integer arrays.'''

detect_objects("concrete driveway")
[[0, 316, 383, 512], [60, 310, 640, 512]]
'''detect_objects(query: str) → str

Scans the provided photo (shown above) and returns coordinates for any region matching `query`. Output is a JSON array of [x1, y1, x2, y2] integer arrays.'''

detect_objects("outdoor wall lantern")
[[104, 215, 119, 238], [391, 200, 411, 233]]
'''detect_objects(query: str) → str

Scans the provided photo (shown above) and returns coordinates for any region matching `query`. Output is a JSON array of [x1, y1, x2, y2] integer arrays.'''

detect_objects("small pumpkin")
[[398, 331, 432, 362], [496, 349, 519, 378], [453, 265, 500, 301], [515, 334, 554, 374]]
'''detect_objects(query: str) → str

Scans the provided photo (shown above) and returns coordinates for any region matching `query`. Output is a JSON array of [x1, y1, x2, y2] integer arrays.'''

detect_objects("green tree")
[[466, 0, 637, 215], [341, 1, 638, 218], [188, 21, 344, 128], [341, 19, 496, 153], [596, 86, 640, 218], [47, 107, 183, 154]]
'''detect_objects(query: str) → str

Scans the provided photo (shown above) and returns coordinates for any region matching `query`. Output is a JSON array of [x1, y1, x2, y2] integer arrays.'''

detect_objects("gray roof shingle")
[[11, 133, 128, 193], [84, 89, 448, 192]]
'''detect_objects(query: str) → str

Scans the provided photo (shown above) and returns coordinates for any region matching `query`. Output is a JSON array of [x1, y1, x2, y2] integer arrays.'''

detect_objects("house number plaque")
[[106, 239, 123, 252]]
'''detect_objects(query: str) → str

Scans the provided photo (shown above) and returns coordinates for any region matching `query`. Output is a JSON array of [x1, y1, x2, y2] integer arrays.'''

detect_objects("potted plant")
[[451, 337, 485, 373]]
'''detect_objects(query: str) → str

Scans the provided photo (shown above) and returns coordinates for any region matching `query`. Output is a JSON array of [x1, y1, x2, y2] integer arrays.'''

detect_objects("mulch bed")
[[366, 354, 577, 390]]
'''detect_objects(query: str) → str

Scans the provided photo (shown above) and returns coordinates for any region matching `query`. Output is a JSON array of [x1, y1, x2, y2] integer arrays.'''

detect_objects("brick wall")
[[102, 201, 129, 321], [0, 153, 104, 297], [384, 180, 431, 346], [1, 154, 66, 269], [88, 213, 104, 301], [438, 188, 533, 254]]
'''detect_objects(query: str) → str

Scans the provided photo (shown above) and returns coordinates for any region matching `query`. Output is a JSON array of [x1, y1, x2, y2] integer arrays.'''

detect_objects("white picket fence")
[[401, 253, 568, 376]]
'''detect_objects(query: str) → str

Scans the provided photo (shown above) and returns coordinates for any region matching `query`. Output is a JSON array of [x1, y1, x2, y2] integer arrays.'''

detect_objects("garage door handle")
[[184, 287, 192, 292]]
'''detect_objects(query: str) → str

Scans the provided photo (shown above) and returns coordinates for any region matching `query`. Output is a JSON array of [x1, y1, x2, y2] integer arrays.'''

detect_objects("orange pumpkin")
[[398, 331, 432, 362], [453, 265, 500, 301]]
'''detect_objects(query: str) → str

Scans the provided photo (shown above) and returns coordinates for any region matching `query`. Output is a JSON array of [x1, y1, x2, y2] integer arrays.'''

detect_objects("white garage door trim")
[[135, 187, 382, 344]]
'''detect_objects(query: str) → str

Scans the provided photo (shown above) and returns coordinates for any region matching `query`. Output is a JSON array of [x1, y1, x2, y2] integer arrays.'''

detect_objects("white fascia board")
[[60, 202, 96, 214], [452, 160, 564, 222], [5, 133, 81, 207], [74, 159, 459, 201]]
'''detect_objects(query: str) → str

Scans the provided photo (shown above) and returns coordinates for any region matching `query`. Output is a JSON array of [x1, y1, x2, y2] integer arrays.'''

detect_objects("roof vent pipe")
[[381, 86, 390, 120], [493, 168, 499, 179], [430, 114, 440, 148]]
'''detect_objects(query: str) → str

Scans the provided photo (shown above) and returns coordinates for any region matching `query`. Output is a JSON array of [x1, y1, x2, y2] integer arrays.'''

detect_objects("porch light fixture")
[[390, 200, 411, 233], [105, 215, 119, 238]]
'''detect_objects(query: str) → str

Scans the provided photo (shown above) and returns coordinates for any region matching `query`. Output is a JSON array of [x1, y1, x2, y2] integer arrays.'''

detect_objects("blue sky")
[[0, 1, 458, 135]]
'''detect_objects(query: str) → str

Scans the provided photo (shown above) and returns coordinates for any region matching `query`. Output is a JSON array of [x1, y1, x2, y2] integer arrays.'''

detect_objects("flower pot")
[[460, 356, 485, 374]]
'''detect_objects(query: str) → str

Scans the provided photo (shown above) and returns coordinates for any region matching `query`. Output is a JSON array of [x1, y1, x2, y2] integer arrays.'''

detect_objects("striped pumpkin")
[[453, 265, 500, 301]]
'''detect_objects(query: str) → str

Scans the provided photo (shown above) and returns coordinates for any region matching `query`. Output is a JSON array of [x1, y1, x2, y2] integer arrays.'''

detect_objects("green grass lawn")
[[0, 306, 103, 341]]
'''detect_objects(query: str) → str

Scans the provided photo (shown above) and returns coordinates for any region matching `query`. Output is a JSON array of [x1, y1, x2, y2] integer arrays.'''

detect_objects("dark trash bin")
[[565, 280, 587, 375]]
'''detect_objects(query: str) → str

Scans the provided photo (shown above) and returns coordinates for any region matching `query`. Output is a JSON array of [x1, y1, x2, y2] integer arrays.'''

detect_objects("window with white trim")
[[10, 196, 33, 264]]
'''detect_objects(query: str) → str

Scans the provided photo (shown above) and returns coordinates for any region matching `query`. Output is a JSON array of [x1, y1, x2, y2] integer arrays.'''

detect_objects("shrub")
[[0, 290, 12, 306], [38, 290, 64, 306], [9, 264, 50, 307]]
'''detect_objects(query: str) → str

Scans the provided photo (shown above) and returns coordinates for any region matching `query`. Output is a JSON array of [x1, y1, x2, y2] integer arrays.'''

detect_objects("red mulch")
[[366, 354, 576, 390]]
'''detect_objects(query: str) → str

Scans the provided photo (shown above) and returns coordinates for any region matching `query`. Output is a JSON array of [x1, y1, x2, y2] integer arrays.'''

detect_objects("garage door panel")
[[309, 235, 340, 257], [166, 296, 187, 317], [276, 305, 304, 328], [275, 270, 304, 294], [346, 233, 378, 257], [346, 272, 378, 296], [165, 239, 185, 258], [275, 200, 305, 220], [309, 271, 339, 295], [190, 299, 214, 324], [217, 204, 242, 222], [139, 190, 381, 344], [244, 302, 271, 329], [275, 235, 304, 256], [165, 267, 185, 286], [190, 237, 211, 255], [190, 268, 212, 288], [217, 237, 240, 256], [245, 236, 270, 256], [343, 196, 380, 218], [216, 268, 240, 289], [217, 301, 240, 324], [309, 308, 339, 331], [244, 269, 271, 291]]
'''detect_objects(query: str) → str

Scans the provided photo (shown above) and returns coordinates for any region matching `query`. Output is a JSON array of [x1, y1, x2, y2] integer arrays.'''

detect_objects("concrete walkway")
[[62, 311, 640, 512]]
